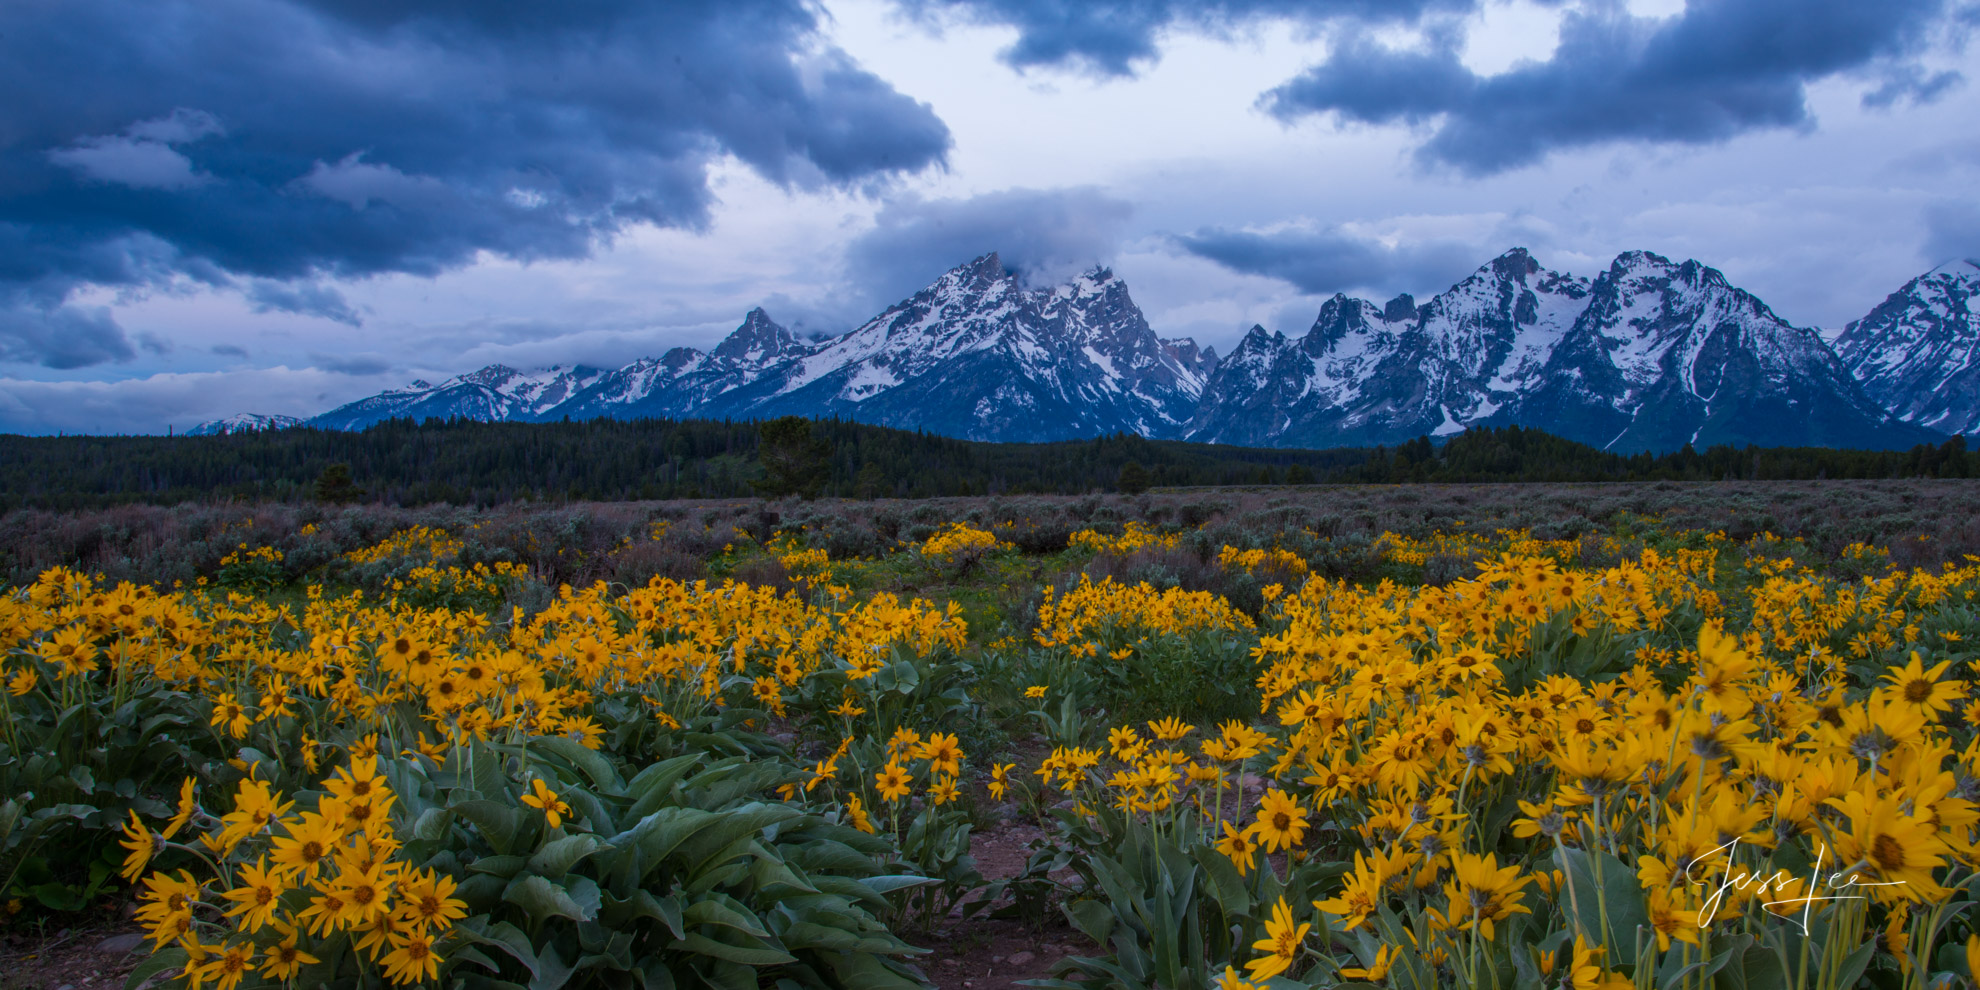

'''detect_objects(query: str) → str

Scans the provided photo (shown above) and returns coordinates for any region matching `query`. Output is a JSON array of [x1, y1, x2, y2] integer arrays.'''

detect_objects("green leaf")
[[124, 944, 187, 990], [532, 736, 623, 796], [504, 874, 599, 924], [453, 799, 526, 856], [669, 932, 797, 967], [776, 921, 860, 952], [529, 936, 574, 990], [860, 874, 940, 896], [411, 807, 452, 843], [528, 834, 602, 879], [1064, 898, 1115, 945], [750, 854, 819, 899], [1190, 844, 1250, 917], [0, 799, 21, 844], [469, 855, 530, 879], [624, 753, 702, 821], [675, 803, 804, 877], [601, 889, 686, 939], [460, 919, 544, 981], [1553, 845, 1651, 968], [682, 894, 773, 937], [818, 952, 926, 990], [1832, 940, 1875, 989]]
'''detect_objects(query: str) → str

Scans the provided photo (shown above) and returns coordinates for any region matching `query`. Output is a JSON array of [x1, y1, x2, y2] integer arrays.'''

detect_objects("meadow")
[[3, 480, 1980, 989]]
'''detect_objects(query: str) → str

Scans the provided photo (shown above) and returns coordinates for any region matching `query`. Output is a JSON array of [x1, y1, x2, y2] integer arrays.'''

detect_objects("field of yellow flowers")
[[4, 503, 1980, 990]]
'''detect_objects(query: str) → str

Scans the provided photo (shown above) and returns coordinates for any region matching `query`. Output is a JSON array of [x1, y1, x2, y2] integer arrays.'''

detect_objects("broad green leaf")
[[669, 932, 797, 967], [682, 894, 772, 937], [504, 874, 599, 924], [1553, 845, 1651, 968], [452, 799, 526, 856], [468, 855, 530, 879], [624, 753, 702, 821], [529, 936, 574, 990], [1190, 844, 1251, 917], [528, 834, 602, 879], [411, 807, 452, 843], [123, 944, 188, 990], [601, 889, 685, 939], [859, 874, 940, 896], [1064, 898, 1115, 945]]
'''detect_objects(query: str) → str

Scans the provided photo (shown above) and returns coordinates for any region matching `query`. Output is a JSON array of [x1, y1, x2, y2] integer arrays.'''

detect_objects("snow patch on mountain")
[[185, 413, 303, 436]]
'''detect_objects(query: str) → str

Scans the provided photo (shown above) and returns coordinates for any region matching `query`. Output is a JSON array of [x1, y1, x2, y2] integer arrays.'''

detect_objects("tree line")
[[0, 417, 1970, 511]]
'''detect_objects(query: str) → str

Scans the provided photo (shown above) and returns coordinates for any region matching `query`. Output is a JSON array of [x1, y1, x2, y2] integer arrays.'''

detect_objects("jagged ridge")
[[276, 248, 1959, 452]]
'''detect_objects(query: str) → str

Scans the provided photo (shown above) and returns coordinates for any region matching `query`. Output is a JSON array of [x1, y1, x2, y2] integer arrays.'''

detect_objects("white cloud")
[[0, 366, 383, 435], [46, 108, 222, 191], [296, 153, 451, 210]]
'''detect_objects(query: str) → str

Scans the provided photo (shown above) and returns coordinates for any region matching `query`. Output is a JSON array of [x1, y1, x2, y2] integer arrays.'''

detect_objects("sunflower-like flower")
[[1881, 652, 1962, 714], [1436, 852, 1532, 940], [874, 763, 912, 803], [1217, 821, 1258, 876], [219, 857, 288, 932], [916, 732, 964, 777], [927, 775, 959, 806], [163, 777, 197, 839], [1243, 897, 1309, 982], [118, 810, 156, 884], [393, 868, 469, 932], [987, 763, 1015, 801], [381, 928, 442, 985], [1826, 789, 1950, 902], [260, 922, 319, 981], [1248, 789, 1308, 853], [520, 779, 570, 829]]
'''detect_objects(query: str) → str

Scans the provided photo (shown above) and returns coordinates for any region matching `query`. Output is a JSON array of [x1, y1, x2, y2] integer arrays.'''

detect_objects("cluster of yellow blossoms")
[[1031, 537, 1980, 986], [123, 757, 466, 987], [8, 517, 1980, 988]]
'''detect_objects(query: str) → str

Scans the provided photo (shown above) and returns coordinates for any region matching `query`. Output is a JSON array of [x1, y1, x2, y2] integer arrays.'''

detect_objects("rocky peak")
[[1490, 247, 1540, 278], [1831, 258, 1980, 435], [1382, 293, 1418, 323], [710, 308, 805, 369]]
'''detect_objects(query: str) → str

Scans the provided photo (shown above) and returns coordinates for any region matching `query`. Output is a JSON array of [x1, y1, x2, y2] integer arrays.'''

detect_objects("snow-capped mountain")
[[309, 364, 607, 431], [184, 413, 303, 436], [1485, 251, 1930, 452], [1828, 259, 1980, 437], [346, 253, 1215, 442], [1189, 249, 1589, 447], [545, 308, 814, 420], [716, 253, 1213, 440], [271, 247, 1962, 452]]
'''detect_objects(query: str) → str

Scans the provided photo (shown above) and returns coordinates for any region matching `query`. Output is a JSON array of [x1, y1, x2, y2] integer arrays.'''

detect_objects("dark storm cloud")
[[1263, 0, 1956, 174], [893, 0, 1479, 77], [1174, 226, 1479, 297], [246, 281, 362, 326], [845, 187, 1135, 306], [0, 301, 134, 370], [0, 0, 952, 368]]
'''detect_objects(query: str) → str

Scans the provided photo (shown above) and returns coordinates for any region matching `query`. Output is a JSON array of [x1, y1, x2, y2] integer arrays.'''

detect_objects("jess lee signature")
[[1684, 839, 1905, 935]]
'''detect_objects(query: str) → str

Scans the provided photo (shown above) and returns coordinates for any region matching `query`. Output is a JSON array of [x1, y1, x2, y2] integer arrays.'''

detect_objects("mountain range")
[[203, 249, 1978, 453]]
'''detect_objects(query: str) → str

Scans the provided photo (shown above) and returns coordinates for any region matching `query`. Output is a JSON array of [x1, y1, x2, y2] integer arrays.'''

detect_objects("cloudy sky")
[[4, 0, 1978, 434]]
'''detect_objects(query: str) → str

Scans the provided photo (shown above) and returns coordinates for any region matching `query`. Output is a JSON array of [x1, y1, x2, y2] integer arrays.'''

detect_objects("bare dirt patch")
[[916, 819, 1094, 990], [0, 916, 149, 990]]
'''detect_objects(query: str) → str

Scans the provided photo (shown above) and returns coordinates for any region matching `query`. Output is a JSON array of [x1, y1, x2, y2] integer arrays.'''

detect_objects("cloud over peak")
[[0, 0, 952, 369]]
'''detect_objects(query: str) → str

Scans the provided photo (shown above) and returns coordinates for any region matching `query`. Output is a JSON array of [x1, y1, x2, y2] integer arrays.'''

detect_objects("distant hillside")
[[0, 417, 1972, 511]]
